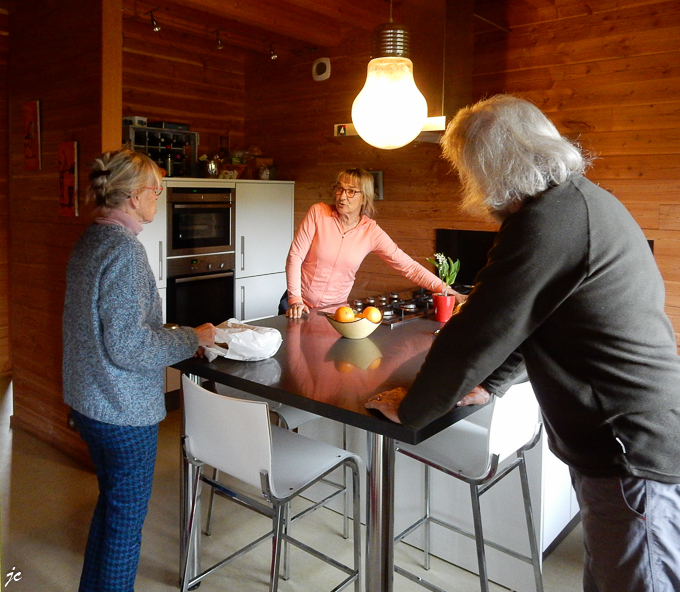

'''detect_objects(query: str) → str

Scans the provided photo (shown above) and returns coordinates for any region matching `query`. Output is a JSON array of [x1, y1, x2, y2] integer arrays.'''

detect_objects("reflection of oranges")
[[362, 306, 382, 324], [367, 357, 382, 370], [334, 306, 356, 323], [334, 360, 354, 373]]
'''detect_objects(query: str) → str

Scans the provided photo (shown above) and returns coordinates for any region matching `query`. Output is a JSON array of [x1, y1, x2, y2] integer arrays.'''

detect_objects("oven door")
[[168, 202, 234, 256], [166, 271, 235, 327]]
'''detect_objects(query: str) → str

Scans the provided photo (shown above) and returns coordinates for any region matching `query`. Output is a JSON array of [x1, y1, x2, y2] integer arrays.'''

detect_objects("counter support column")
[[366, 431, 396, 592]]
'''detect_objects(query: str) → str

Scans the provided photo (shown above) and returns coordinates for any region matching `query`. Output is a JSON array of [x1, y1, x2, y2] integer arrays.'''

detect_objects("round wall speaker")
[[312, 57, 331, 81]]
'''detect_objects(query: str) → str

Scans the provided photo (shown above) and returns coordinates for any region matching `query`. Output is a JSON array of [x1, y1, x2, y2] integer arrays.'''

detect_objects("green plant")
[[426, 253, 460, 294]]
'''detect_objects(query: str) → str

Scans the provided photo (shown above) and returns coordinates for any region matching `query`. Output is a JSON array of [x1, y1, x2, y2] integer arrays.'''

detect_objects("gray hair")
[[87, 149, 162, 211], [336, 168, 376, 218], [440, 95, 590, 218]]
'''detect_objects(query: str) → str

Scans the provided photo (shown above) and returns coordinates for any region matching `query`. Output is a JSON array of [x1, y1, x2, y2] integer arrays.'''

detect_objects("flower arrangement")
[[426, 253, 460, 295]]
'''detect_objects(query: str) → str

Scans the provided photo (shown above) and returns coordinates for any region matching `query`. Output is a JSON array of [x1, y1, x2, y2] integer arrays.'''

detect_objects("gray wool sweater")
[[399, 175, 680, 483], [63, 223, 198, 426]]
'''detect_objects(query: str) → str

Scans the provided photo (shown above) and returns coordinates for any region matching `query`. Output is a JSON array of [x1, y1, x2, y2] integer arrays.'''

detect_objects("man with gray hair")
[[367, 95, 680, 592]]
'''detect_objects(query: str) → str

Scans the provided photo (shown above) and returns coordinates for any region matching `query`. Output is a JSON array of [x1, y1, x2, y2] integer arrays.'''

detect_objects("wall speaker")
[[312, 57, 331, 81]]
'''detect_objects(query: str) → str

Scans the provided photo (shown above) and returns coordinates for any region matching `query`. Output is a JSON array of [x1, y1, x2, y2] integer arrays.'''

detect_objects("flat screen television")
[[435, 229, 498, 290]]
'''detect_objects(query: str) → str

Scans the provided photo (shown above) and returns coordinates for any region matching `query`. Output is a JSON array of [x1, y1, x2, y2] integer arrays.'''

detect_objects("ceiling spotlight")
[[149, 11, 161, 33], [270, 45, 278, 60], [216, 30, 224, 50]]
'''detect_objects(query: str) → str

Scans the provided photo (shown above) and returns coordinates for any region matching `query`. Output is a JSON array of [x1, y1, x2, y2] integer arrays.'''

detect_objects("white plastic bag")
[[204, 318, 283, 362]]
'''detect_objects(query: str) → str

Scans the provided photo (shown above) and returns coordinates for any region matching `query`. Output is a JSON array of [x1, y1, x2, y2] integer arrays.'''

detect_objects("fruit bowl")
[[325, 314, 381, 339]]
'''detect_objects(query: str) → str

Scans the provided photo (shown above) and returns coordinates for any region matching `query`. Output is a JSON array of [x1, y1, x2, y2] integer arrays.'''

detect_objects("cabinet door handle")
[[158, 241, 163, 281], [241, 285, 245, 320], [240, 236, 245, 271]]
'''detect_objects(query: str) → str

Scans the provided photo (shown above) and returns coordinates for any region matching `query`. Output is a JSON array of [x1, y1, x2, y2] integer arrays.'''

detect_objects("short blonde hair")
[[335, 168, 376, 218], [87, 149, 162, 212]]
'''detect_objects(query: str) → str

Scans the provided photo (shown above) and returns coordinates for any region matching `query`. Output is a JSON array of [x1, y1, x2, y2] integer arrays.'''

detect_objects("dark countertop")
[[174, 311, 481, 444]]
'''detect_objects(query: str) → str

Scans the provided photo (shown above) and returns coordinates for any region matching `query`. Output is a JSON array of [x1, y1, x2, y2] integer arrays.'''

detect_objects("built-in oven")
[[165, 181, 237, 327], [166, 252, 235, 327], [166, 184, 235, 257]]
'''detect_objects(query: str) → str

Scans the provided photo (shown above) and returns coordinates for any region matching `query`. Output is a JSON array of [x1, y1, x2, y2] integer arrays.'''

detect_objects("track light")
[[270, 45, 278, 60], [216, 30, 223, 50], [149, 11, 161, 33]]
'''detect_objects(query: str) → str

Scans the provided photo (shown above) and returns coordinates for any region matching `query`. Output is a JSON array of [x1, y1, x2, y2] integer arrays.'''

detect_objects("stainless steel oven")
[[166, 184, 235, 257], [166, 253, 235, 327]]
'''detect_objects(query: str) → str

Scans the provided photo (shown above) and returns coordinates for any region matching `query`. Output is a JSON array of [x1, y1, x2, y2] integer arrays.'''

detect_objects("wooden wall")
[[122, 0, 248, 158], [0, 1, 10, 376], [7, 0, 122, 462], [245, 0, 680, 335]]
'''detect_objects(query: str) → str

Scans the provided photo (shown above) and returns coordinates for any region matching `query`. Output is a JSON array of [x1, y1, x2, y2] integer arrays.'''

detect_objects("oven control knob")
[[219, 262, 225, 269], [207, 263, 213, 270]]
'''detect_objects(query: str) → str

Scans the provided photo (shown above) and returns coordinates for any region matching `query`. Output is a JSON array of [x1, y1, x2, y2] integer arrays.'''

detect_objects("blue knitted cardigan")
[[63, 224, 198, 426]]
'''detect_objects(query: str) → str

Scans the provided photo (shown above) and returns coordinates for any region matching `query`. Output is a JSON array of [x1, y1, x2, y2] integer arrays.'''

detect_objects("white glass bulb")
[[351, 57, 428, 150]]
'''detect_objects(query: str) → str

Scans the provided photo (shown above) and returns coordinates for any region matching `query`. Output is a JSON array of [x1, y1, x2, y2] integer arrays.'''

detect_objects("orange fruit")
[[362, 306, 382, 324], [334, 306, 356, 323]]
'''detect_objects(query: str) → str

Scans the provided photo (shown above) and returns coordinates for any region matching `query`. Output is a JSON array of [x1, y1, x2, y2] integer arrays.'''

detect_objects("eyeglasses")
[[145, 186, 163, 196], [334, 185, 362, 199]]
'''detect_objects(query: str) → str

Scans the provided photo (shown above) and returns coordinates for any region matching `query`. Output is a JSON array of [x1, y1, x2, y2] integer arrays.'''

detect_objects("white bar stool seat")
[[394, 380, 544, 592]]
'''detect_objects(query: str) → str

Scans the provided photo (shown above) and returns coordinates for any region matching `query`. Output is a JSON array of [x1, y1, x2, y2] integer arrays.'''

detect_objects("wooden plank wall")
[[0, 1, 10, 376], [7, 0, 120, 462], [474, 0, 680, 338], [245, 0, 680, 334], [122, 0, 248, 158]]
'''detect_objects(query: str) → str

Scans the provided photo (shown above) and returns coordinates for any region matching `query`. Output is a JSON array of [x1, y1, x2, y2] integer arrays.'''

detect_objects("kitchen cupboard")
[[136, 184, 167, 322], [233, 180, 294, 322]]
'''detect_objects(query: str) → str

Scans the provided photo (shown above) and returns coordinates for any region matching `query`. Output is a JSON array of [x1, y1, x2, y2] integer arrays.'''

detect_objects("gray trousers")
[[571, 469, 680, 592]]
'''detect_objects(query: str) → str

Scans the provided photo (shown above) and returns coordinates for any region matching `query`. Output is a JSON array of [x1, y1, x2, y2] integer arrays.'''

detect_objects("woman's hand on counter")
[[194, 323, 217, 348], [365, 387, 407, 423], [286, 303, 310, 319]]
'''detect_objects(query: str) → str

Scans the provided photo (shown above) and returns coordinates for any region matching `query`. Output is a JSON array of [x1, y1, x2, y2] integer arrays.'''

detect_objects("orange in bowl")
[[362, 306, 382, 324], [334, 306, 356, 323]]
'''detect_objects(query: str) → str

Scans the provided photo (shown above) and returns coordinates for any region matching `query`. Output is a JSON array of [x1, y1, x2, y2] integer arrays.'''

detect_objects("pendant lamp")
[[351, 16, 428, 150]]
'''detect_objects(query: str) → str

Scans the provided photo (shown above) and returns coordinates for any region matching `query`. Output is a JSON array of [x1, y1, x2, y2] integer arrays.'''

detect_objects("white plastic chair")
[[180, 376, 362, 592], [206, 384, 351, 550], [394, 380, 544, 592]]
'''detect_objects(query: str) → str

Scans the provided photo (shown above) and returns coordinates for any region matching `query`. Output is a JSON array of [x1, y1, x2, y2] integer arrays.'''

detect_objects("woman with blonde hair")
[[284, 167, 458, 318], [63, 149, 216, 592]]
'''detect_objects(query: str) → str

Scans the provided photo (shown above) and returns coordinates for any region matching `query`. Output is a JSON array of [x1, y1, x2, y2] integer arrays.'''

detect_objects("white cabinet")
[[235, 273, 288, 322], [136, 184, 167, 290], [234, 180, 294, 321]]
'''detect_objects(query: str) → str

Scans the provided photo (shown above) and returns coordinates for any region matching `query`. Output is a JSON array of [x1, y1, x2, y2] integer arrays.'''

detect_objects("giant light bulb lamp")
[[351, 10, 428, 150]]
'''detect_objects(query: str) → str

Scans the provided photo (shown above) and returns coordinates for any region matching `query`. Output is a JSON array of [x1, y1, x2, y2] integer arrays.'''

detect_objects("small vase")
[[432, 294, 456, 323]]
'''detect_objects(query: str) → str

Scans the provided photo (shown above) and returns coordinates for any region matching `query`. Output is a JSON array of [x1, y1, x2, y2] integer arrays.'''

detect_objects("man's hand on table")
[[456, 385, 491, 406], [365, 385, 492, 424], [365, 388, 407, 424]]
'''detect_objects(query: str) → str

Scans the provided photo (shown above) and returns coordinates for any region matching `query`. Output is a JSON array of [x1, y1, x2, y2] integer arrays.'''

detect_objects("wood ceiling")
[[123, 0, 509, 60], [123, 0, 398, 58]]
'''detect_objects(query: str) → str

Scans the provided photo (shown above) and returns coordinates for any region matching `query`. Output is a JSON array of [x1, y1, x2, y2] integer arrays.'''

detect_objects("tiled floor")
[[0, 377, 582, 591]]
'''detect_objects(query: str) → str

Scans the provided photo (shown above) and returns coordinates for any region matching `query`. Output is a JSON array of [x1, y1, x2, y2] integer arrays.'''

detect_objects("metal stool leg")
[[204, 467, 219, 536], [519, 452, 544, 592], [424, 463, 432, 570], [470, 484, 491, 592]]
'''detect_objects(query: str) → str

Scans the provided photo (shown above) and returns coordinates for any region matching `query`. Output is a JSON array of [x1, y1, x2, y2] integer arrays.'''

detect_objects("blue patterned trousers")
[[71, 409, 159, 592]]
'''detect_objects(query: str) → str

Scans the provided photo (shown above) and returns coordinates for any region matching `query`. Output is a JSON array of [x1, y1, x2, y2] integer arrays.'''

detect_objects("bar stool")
[[394, 381, 544, 592], [207, 384, 351, 549], [180, 376, 362, 592]]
